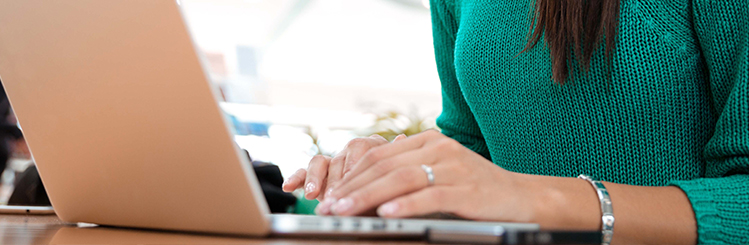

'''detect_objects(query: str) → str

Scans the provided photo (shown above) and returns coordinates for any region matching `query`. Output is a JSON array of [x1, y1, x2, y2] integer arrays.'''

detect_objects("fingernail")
[[315, 199, 336, 215], [378, 202, 399, 216], [325, 188, 334, 197], [331, 198, 354, 214], [305, 182, 316, 194], [394, 134, 406, 142], [281, 179, 289, 188]]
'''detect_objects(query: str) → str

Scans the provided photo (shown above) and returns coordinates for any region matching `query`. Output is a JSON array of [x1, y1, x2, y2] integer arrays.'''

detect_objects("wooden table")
[[0, 214, 427, 244]]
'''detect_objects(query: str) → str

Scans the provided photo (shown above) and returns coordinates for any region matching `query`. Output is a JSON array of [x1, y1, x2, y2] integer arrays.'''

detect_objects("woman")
[[283, 0, 749, 244]]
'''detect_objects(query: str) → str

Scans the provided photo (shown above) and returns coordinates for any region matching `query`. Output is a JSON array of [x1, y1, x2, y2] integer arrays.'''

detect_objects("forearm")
[[516, 173, 697, 245]]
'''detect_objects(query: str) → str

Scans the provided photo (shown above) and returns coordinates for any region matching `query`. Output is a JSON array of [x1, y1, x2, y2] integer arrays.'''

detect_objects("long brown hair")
[[521, 0, 621, 84]]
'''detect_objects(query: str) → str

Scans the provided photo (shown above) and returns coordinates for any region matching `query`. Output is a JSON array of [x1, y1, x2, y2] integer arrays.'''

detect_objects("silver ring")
[[421, 164, 435, 186]]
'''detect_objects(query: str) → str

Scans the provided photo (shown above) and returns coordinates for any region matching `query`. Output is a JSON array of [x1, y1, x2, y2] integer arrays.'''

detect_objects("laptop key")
[[352, 220, 361, 230], [332, 219, 341, 230], [372, 220, 387, 231]]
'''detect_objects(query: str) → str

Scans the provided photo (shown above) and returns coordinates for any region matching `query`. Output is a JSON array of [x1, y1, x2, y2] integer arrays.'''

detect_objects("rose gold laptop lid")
[[0, 0, 271, 235]]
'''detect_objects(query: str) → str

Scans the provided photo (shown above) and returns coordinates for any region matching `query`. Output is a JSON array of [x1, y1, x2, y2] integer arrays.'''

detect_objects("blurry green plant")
[[303, 110, 438, 156], [303, 125, 323, 155], [359, 110, 438, 141]]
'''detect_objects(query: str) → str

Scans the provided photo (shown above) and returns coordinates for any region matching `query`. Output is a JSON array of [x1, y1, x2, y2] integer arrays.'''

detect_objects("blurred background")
[[180, 0, 442, 178], [0, 0, 442, 204]]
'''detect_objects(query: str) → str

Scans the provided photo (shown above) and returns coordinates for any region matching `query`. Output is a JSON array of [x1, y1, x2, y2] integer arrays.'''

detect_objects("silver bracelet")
[[578, 174, 614, 245]]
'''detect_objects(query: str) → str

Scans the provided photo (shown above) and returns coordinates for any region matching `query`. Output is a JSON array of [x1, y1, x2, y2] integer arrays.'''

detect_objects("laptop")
[[0, 0, 539, 242]]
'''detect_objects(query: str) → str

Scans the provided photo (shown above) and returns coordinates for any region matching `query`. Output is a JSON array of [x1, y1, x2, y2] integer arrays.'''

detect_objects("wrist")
[[510, 173, 562, 226], [513, 173, 602, 230]]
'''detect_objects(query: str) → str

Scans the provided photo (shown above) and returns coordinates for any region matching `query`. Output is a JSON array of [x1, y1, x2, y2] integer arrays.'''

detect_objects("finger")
[[392, 134, 407, 142], [376, 186, 466, 218], [314, 195, 370, 216], [341, 136, 388, 177], [318, 136, 387, 215], [282, 168, 307, 192], [304, 155, 331, 200], [315, 198, 336, 215], [330, 146, 439, 200], [322, 155, 345, 200], [340, 134, 407, 178], [341, 130, 443, 183], [317, 178, 328, 201], [330, 165, 429, 216], [342, 146, 370, 178], [369, 134, 387, 141]]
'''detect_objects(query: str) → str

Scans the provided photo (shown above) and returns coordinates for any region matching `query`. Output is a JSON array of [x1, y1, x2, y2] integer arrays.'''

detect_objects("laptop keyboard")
[[270, 214, 416, 235]]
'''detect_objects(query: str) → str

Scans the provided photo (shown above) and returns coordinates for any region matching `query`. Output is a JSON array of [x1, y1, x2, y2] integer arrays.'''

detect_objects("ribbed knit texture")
[[430, 0, 749, 244]]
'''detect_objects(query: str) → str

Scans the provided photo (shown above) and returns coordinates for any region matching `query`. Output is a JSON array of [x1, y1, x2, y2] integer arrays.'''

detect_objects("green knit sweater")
[[430, 0, 748, 244]]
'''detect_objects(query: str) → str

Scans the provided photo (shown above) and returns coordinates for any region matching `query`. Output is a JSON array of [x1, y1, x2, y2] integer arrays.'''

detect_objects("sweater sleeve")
[[669, 1, 749, 244], [430, 0, 491, 161]]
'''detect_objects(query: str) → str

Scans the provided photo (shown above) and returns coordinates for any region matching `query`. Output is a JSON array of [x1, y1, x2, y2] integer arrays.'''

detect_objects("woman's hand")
[[306, 130, 702, 244], [322, 130, 537, 222], [281, 134, 407, 211]]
